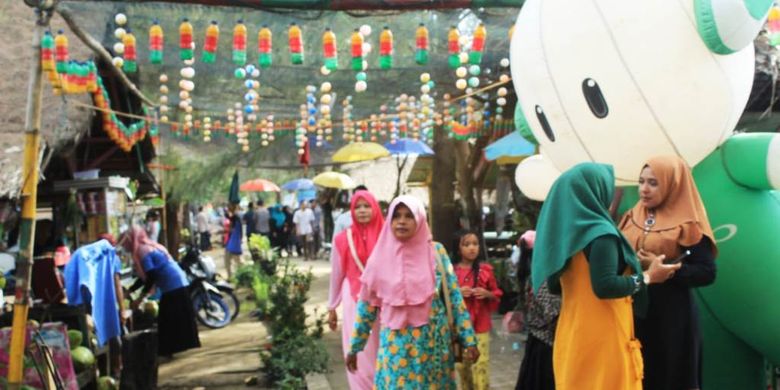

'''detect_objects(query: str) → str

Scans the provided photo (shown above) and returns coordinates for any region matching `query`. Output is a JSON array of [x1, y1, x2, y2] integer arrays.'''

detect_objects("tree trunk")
[[430, 126, 459, 253], [453, 137, 491, 235], [165, 197, 182, 259]]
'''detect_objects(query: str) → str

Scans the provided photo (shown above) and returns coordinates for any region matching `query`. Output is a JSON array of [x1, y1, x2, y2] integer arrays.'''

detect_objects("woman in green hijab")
[[532, 163, 679, 390]]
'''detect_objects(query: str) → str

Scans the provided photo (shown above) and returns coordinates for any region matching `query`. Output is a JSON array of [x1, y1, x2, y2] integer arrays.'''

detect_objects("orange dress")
[[553, 252, 643, 390]]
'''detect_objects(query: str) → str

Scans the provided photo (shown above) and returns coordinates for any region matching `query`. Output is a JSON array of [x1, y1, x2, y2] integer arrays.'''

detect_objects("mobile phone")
[[665, 250, 691, 265]]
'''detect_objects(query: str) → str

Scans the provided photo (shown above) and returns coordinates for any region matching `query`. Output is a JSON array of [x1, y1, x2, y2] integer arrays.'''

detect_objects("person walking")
[[328, 190, 384, 389], [619, 156, 717, 390], [196, 206, 211, 250], [224, 205, 243, 279], [532, 163, 680, 390], [293, 201, 316, 260], [255, 199, 271, 239], [243, 202, 256, 240], [453, 230, 502, 390], [347, 196, 479, 389]]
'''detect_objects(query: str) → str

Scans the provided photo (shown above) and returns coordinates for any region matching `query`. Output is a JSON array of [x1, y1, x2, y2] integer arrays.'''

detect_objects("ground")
[[156, 249, 525, 389]]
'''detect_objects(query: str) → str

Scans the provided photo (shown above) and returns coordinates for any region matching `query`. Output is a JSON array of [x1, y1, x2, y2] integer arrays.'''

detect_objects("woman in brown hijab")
[[619, 156, 717, 390]]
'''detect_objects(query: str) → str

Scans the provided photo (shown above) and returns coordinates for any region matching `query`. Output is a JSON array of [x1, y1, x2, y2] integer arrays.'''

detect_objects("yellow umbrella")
[[332, 142, 390, 163], [312, 172, 356, 189]]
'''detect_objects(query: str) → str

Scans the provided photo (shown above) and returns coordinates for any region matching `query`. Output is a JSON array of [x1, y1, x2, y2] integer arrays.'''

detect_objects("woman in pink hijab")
[[327, 190, 384, 389], [346, 196, 479, 389]]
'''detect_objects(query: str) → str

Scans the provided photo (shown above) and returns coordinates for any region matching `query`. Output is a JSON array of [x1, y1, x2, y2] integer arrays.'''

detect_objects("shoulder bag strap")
[[346, 229, 365, 273], [436, 247, 456, 329]]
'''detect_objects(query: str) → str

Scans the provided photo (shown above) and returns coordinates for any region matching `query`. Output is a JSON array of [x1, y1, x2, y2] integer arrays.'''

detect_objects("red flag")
[[299, 138, 310, 166]]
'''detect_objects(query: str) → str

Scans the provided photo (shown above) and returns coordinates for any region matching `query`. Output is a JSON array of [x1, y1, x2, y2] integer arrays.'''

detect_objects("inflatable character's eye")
[[582, 78, 608, 119], [535, 105, 555, 142]]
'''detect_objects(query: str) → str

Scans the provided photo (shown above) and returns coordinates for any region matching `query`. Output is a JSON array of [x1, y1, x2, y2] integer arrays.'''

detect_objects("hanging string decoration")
[[322, 27, 338, 71], [447, 26, 460, 69], [415, 23, 429, 65], [496, 58, 510, 121], [179, 18, 194, 61], [258, 25, 273, 68], [179, 65, 195, 134], [419, 75, 435, 144], [469, 23, 486, 65], [232, 20, 247, 65], [58, 61, 98, 94], [319, 82, 334, 144], [379, 26, 393, 70], [342, 96, 354, 142], [202, 21, 219, 63], [158, 73, 169, 124], [149, 20, 164, 64], [305, 85, 318, 136], [296, 103, 307, 154], [122, 29, 137, 73], [261, 115, 274, 146], [41, 31, 61, 93], [288, 23, 304, 65], [235, 102, 250, 152]]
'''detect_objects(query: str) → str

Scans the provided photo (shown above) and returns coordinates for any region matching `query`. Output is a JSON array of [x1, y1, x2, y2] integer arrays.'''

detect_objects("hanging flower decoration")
[[447, 26, 460, 69], [322, 27, 338, 71], [415, 23, 429, 65], [288, 23, 304, 65], [179, 18, 194, 61], [202, 21, 219, 63], [469, 23, 486, 65], [258, 25, 273, 68], [149, 20, 164, 64], [232, 20, 247, 65], [379, 26, 393, 70]]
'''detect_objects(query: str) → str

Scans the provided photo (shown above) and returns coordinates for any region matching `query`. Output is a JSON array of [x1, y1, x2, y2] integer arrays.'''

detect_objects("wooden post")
[[7, 13, 45, 390]]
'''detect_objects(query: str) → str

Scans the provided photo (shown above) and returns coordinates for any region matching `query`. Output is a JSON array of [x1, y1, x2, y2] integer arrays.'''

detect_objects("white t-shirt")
[[196, 211, 209, 233], [293, 208, 315, 236], [333, 211, 353, 236]]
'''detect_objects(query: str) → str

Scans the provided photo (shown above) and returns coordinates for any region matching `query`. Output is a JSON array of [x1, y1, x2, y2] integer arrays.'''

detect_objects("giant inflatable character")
[[510, 0, 780, 388]]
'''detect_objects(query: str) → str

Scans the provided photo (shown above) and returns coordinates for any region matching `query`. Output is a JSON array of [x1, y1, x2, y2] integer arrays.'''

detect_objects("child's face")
[[459, 234, 480, 262]]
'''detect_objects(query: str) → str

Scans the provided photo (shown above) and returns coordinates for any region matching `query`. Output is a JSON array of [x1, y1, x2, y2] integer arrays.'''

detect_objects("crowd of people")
[[325, 154, 717, 390]]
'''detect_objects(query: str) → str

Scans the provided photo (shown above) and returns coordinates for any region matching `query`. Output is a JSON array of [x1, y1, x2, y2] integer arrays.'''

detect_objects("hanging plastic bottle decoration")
[[258, 25, 273, 68], [288, 23, 304, 65], [179, 19, 194, 61], [202, 21, 219, 63], [415, 23, 429, 65], [351, 29, 364, 71], [378, 26, 393, 70], [41, 31, 61, 93], [148, 20, 164, 64], [769, 6, 780, 46], [54, 30, 69, 73], [469, 23, 486, 65], [122, 30, 137, 73], [232, 20, 247, 65], [447, 26, 460, 69], [322, 27, 338, 71]]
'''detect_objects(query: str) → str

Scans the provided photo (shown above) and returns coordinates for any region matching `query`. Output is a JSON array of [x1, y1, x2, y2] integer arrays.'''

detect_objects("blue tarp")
[[484, 131, 536, 161]]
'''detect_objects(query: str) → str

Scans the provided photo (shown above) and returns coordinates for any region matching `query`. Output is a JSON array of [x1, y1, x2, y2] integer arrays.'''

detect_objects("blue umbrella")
[[485, 131, 536, 161], [384, 138, 434, 156], [281, 178, 315, 191]]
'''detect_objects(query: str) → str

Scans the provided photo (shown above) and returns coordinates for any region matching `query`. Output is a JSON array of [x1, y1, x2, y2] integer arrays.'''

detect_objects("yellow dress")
[[553, 252, 643, 390]]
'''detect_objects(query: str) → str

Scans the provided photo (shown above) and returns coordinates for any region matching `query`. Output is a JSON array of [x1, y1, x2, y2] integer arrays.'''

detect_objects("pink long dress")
[[328, 237, 380, 389]]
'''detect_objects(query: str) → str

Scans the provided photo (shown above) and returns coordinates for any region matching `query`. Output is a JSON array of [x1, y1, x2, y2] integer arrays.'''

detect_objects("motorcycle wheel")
[[217, 286, 240, 322], [192, 291, 231, 329]]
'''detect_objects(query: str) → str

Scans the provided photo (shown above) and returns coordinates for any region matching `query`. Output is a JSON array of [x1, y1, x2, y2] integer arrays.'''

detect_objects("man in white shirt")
[[292, 201, 315, 260], [196, 206, 211, 250]]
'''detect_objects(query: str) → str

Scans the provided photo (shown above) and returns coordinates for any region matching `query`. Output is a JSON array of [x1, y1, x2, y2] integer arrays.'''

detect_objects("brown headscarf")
[[119, 226, 170, 279], [619, 156, 717, 262]]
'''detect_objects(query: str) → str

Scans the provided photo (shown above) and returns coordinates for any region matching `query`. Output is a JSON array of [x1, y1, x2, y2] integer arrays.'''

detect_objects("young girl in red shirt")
[[454, 230, 503, 390]]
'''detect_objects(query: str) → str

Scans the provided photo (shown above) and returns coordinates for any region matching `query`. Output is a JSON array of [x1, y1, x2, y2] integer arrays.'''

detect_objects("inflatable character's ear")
[[720, 133, 780, 190], [695, 0, 773, 54]]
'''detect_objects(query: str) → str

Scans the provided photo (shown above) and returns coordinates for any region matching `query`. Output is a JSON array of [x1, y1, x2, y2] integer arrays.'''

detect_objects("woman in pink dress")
[[327, 190, 384, 389]]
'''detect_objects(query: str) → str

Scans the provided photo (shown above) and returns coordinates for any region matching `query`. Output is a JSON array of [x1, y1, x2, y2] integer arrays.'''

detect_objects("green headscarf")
[[531, 163, 641, 292]]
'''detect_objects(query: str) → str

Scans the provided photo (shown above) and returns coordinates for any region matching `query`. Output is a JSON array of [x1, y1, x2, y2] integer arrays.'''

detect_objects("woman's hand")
[[345, 353, 358, 372], [464, 346, 480, 362], [643, 254, 681, 284], [472, 287, 493, 300], [130, 298, 143, 311], [637, 249, 660, 270], [327, 310, 338, 331], [460, 286, 473, 298]]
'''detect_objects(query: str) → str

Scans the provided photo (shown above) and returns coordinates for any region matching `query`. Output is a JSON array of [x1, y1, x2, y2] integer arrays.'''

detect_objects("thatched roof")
[[0, 1, 95, 198]]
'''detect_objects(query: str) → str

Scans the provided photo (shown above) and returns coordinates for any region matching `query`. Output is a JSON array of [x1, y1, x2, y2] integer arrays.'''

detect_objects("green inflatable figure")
[[509, 0, 779, 388]]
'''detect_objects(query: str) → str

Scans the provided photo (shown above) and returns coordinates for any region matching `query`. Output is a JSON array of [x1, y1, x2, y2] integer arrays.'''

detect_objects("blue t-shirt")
[[141, 250, 188, 293]]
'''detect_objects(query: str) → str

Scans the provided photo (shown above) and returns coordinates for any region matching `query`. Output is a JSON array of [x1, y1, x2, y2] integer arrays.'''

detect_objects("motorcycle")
[[179, 244, 240, 323]]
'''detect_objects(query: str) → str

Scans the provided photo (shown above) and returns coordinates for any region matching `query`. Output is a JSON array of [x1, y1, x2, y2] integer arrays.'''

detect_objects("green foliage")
[[233, 264, 261, 288], [260, 258, 329, 388]]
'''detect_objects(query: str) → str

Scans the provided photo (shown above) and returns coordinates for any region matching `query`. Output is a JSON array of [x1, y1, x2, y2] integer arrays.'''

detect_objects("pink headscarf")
[[334, 190, 384, 301], [360, 195, 436, 329], [520, 230, 536, 249], [119, 226, 170, 279]]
